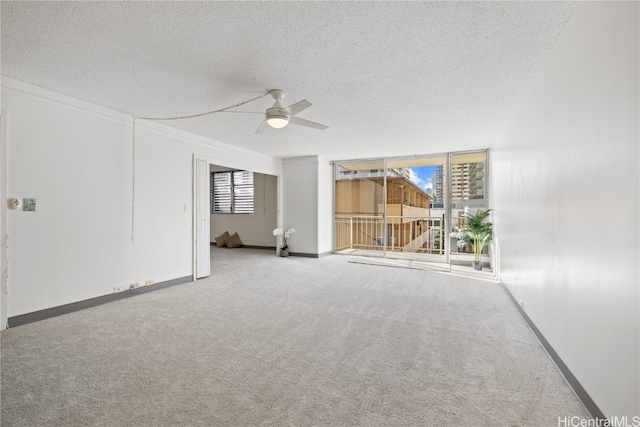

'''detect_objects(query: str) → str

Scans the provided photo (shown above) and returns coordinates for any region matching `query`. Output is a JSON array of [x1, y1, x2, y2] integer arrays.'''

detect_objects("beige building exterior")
[[335, 177, 435, 252]]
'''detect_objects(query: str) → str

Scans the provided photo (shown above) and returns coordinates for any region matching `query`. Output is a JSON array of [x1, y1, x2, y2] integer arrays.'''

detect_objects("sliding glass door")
[[383, 156, 447, 263], [334, 160, 386, 256], [334, 150, 489, 270], [334, 155, 447, 263], [448, 151, 490, 267]]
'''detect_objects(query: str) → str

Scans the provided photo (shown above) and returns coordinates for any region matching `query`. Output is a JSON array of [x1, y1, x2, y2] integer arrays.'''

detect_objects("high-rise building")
[[451, 162, 485, 202], [430, 162, 485, 206], [432, 166, 444, 205]]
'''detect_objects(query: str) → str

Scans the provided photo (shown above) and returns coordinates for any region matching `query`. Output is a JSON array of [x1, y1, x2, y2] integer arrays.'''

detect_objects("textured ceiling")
[[1, 1, 575, 160]]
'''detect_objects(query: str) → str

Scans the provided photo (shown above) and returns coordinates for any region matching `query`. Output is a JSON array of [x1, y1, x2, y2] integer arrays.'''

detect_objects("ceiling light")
[[266, 115, 289, 129]]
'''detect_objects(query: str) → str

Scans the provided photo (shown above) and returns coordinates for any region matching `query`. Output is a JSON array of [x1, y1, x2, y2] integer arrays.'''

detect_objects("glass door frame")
[[332, 153, 451, 264], [333, 149, 490, 269], [447, 149, 491, 268]]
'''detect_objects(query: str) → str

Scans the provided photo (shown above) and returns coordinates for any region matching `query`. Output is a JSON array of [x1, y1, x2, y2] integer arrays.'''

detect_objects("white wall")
[[491, 1, 639, 418], [317, 157, 333, 255], [1, 77, 282, 317], [210, 171, 277, 247], [281, 155, 332, 256], [282, 156, 319, 255]]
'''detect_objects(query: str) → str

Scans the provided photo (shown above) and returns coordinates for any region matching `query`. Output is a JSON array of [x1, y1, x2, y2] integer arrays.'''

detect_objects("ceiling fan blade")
[[255, 120, 269, 134], [284, 99, 312, 115], [220, 111, 263, 114], [289, 116, 328, 131]]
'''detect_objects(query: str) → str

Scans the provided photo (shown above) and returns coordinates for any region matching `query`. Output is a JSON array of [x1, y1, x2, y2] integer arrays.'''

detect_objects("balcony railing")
[[335, 215, 445, 255]]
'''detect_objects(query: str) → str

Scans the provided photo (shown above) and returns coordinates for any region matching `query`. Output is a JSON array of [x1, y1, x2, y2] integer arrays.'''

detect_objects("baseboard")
[[205, 246, 331, 258], [240, 245, 276, 250], [7, 275, 192, 328], [499, 281, 605, 420], [288, 252, 318, 258], [209, 242, 276, 251]]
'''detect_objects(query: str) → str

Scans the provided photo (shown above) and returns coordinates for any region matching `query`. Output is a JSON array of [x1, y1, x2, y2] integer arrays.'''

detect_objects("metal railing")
[[335, 215, 445, 255]]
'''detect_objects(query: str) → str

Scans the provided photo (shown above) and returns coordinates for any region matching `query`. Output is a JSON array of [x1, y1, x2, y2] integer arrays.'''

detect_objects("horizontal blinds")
[[211, 171, 254, 214], [212, 172, 232, 213], [233, 170, 254, 214]]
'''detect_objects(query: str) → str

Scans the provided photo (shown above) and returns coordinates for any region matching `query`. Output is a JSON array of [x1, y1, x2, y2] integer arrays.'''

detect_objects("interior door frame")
[[193, 157, 211, 280], [192, 153, 283, 279], [1, 111, 8, 329]]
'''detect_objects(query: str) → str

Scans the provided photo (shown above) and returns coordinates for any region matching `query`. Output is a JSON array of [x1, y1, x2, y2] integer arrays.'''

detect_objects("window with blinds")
[[211, 171, 254, 214]]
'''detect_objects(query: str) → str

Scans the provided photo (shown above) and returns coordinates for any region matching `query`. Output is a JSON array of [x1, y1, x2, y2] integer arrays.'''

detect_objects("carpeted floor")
[[1, 247, 589, 426]]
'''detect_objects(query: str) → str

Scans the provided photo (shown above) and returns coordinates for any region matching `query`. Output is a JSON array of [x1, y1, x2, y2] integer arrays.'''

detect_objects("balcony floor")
[[335, 248, 496, 281]]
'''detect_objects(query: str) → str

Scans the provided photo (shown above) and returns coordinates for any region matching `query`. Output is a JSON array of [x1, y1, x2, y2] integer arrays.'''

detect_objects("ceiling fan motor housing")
[[266, 107, 289, 120], [265, 107, 289, 128], [256, 89, 326, 132]]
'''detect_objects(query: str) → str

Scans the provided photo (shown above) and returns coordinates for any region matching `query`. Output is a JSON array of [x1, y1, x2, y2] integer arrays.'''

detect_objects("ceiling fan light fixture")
[[266, 115, 289, 129], [254, 90, 327, 134]]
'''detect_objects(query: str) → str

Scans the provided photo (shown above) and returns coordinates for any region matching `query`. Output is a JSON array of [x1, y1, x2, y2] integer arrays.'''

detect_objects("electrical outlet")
[[129, 283, 140, 290], [113, 286, 126, 293], [145, 279, 154, 286]]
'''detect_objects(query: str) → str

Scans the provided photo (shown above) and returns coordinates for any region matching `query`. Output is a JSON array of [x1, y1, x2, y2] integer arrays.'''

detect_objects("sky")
[[408, 166, 437, 195]]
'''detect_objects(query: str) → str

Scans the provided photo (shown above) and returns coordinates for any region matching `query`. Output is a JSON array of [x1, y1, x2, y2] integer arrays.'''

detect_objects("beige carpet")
[[1, 247, 589, 426]]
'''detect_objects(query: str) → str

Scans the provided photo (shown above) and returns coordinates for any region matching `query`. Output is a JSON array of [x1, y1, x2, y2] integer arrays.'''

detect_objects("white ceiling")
[[1, 1, 575, 161]]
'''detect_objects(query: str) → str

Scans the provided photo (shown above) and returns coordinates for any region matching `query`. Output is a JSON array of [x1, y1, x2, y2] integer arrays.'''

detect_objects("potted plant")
[[273, 227, 296, 257], [456, 209, 492, 270]]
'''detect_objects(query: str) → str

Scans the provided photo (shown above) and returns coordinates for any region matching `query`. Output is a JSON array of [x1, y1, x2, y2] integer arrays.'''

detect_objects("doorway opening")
[[193, 156, 279, 280]]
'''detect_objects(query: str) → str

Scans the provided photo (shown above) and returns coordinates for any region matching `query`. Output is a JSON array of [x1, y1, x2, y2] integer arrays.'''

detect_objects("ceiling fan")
[[253, 89, 328, 134]]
